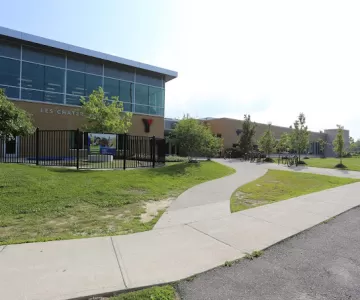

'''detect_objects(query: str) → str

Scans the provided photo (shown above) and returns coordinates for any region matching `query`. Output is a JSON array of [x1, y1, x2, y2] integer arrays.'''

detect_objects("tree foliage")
[[317, 137, 328, 158], [276, 132, 290, 153], [238, 114, 256, 155], [80, 87, 132, 133], [289, 113, 310, 159], [258, 123, 275, 157], [169, 115, 222, 160], [333, 124, 345, 164], [0, 89, 35, 140]]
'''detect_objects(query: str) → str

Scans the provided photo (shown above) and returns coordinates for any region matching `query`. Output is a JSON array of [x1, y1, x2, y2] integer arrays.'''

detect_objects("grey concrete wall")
[[324, 129, 350, 157]]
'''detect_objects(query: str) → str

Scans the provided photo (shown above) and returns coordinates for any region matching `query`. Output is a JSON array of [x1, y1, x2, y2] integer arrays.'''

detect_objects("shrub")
[[335, 163, 347, 169], [303, 156, 310, 159], [165, 155, 188, 162], [263, 157, 274, 163], [297, 160, 307, 165]]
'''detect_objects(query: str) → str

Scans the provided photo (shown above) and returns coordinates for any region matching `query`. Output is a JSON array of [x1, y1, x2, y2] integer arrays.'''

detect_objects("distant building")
[[165, 117, 349, 157]]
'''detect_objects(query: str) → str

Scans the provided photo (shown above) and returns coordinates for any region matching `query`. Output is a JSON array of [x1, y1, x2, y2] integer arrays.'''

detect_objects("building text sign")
[[40, 107, 84, 116]]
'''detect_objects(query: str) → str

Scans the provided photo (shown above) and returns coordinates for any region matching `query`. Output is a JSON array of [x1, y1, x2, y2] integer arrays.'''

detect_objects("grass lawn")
[[231, 170, 359, 212], [107, 285, 176, 300], [0, 161, 234, 245], [303, 157, 360, 171]]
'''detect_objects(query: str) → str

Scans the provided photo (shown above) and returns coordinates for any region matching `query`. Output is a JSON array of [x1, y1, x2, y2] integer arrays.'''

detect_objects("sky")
[[1, 0, 360, 138]]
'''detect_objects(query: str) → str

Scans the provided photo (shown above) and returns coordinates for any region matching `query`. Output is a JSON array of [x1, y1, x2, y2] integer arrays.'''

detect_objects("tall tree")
[[0, 89, 35, 140], [333, 124, 345, 165], [169, 115, 222, 160], [258, 123, 275, 158], [349, 136, 357, 153], [289, 113, 310, 160], [238, 114, 256, 155], [80, 87, 132, 133]]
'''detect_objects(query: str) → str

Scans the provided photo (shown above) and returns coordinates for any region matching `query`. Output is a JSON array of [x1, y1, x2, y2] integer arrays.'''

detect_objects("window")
[[119, 81, 133, 103], [23, 45, 65, 68], [0, 40, 21, 59], [136, 69, 163, 87], [85, 74, 102, 96], [21, 88, 63, 104], [66, 94, 82, 106], [66, 71, 85, 96], [0, 85, 19, 98], [135, 105, 149, 114], [104, 77, 119, 99], [22, 62, 64, 93], [104, 62, 134, 81], [135, 84, 149, 105], [67, 55, 102, 75], [149, 106, 164, 116], [149, 86, 164, 107], [0, 57, 20, 86]]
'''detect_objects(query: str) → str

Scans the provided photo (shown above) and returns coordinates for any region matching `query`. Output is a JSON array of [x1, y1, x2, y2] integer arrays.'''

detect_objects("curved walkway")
[[2, 160, 360, 300], [154, 160, 267, 229]]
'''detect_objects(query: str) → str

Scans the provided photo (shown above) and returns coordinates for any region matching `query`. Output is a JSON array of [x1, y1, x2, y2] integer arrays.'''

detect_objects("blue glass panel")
[[104, 62, 134, 81], [23, 45, 65, 68], [136, 69, 163, 87], [0, 57, 20, 86], [66, 94, 82, 106], [21, 62, 44, 90], [45, 66, 64, 93], [135, 105, 149, 114], [44, 92, 64, 104], [21, 89, 43, 101], [0, 85, 19, 99], [135, 84, 149, 105], [66, 71, 85, 96], [0, 40, 20, 59], [149, 86, 164, 107], [104, 77, 119, 99], [85, 74, 102, 96], [120, 81, 133, 103]]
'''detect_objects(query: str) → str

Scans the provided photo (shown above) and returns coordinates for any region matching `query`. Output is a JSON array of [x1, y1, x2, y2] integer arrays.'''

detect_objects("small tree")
[[169, 115, 221, 160], [349, 137, 357, 153], [289, 113, 310, 160], [276, 132, 290, 153], [258, 123, 275, 158], [0, 89, 35, 140], [317, 138, 328, 158], [333, 124, 345, 165], [81, 87, 132, 133], [238, 114, 256, 155]]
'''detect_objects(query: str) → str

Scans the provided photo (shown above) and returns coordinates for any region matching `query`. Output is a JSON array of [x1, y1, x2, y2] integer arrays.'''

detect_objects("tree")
[[169, 115, 222, 160], [258, 123, 275, 158], [0, 89, 35, 140], [238, 114, 256, 155], [333, 124, 345, 165], [317, 138, 328, 158], [276, 132, 290, 153], [289, 113, 310, 160], [80, 87, 132, 133], [349, 136, 357, 153]]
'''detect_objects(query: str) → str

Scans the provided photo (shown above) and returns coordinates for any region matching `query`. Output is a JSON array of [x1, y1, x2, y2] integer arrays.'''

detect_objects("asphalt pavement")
[[177, 206, 360, 300]]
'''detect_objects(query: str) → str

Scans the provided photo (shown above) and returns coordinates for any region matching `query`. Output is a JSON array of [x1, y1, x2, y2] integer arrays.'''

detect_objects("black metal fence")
[[0, 129, 166, 170]]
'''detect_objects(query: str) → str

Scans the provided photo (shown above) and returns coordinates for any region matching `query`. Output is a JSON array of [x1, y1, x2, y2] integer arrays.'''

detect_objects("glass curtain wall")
[[0, 38, 165, 116]]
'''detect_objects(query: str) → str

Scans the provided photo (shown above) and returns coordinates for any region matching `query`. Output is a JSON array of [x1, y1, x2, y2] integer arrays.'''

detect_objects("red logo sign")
[[142, 118, 153, 133]]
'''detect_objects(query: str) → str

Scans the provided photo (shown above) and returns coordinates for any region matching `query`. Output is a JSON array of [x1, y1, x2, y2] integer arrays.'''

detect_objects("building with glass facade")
[[0, 26, 177, 139]]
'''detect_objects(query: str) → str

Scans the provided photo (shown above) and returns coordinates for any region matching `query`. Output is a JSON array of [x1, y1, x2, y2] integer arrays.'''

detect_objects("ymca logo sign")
[[142, 118, 153, 133]]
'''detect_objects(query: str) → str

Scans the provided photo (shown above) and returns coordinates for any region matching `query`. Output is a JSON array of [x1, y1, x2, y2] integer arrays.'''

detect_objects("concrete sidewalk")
[[1, 162, 360, 300]]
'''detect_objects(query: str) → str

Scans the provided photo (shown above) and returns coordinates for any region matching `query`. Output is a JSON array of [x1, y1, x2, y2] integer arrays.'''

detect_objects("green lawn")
[[231, 170, 359, 212], [303, 157, 360, 171], [108, 285, 176, 300], [0, 161, 234, 245]]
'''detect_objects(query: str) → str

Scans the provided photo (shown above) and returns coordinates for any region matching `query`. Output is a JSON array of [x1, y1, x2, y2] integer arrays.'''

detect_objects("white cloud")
[[152, 0, 360, 138]]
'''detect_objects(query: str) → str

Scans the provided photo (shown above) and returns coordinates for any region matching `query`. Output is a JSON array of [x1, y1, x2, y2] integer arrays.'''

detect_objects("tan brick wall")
[[205, 118, 327, 149], [11, 101, 164, 138]]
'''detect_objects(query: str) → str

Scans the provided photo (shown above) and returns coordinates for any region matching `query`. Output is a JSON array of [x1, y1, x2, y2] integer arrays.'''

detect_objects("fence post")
[[76, 129, 80, 170], [123, 133, 127, 170], [152, 136, 156, 168], [35, 127, 39, 165]]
